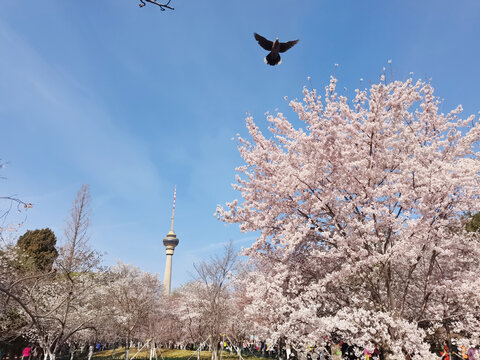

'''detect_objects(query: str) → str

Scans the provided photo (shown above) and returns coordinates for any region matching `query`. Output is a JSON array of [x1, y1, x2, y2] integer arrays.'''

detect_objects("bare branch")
[[138, 0, 174, 11], [0, 283, 41, 333]]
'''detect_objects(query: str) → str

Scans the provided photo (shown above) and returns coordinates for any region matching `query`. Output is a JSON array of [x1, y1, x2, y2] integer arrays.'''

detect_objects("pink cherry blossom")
[[218, 75, 480, 359]]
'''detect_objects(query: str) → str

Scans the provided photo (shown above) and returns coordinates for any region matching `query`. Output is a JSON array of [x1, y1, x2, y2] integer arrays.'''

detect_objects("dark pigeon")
[[254, 33, 299, 66]]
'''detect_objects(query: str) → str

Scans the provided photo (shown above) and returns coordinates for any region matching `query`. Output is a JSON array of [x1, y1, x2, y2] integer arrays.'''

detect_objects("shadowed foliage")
[[466, 212, 480, 233], [17, 228, 58, 272]]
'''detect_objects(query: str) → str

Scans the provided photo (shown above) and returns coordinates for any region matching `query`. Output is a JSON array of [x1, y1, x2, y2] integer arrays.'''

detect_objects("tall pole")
[[163, 186, 179, 296]]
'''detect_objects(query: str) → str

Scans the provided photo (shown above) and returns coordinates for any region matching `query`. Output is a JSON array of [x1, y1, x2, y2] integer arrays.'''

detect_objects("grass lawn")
[[94, 348, 264, 360]]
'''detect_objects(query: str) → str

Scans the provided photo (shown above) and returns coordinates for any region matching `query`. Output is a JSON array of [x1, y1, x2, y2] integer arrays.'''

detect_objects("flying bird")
[[254, 33, 299, 66]]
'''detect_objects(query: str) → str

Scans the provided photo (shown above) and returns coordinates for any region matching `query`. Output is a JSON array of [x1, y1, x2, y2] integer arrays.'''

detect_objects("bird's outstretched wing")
[[254, 33, 273, 51], [279, 39, 299, 53]]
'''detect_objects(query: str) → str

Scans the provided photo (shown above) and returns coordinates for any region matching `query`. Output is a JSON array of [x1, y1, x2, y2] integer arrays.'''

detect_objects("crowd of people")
[[1, 339, 479, 360], [235, 339, 480, 360]]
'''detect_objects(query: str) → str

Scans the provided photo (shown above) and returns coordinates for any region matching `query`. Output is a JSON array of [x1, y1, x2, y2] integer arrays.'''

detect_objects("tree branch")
[[0, 283, 41, 332], [138, 0, 174, 10]]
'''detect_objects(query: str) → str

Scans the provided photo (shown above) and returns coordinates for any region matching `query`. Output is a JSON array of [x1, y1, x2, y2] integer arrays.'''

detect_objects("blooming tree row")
[[0, 185, 164, 360], [1, 180, 248, 360], [161, 243, 250, 360]]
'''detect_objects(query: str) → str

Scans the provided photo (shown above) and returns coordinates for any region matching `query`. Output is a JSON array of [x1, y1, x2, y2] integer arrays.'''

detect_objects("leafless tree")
[[57, 184, 99, 274]]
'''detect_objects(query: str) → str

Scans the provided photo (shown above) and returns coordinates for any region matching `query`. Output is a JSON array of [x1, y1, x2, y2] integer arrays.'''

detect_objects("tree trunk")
[[211, 339, 219, 360], [125, 335, 130, 360], [278, 337, 285, 360]]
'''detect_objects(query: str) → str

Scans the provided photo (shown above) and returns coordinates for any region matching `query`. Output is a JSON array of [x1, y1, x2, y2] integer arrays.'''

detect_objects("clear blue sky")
[[1, 0, 479, 288]]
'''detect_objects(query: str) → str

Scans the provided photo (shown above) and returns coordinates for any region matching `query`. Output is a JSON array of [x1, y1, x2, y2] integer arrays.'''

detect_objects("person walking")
[[330, 343, 341, 360], [458, 346, 468, 359], [467, 347, 478, 360], [22, 346, 32, 360], [440, 344, 450, 360], [285, 344, 291, 360]]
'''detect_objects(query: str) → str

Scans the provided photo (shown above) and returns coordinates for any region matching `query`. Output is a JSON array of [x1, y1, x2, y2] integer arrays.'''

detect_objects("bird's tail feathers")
[[265, 52, 281, 66]]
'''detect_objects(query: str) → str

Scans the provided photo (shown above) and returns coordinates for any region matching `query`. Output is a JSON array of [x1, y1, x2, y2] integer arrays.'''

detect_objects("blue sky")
[[1, 0, 479, 288]]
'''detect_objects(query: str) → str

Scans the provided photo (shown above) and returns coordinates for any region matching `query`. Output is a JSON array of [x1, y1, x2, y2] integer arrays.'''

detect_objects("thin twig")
[[139, 0, 174, 10]]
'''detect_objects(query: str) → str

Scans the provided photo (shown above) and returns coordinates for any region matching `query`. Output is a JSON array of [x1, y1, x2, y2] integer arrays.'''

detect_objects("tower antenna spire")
[[169, 185, 176, 233]]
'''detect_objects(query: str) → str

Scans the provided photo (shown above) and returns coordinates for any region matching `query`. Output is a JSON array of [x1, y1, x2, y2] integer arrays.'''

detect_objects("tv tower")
[[163, 186, 179, 296]]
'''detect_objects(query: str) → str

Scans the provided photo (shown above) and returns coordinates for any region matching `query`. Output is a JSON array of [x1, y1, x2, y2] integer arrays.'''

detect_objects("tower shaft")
[[163, 251, 173, 295]]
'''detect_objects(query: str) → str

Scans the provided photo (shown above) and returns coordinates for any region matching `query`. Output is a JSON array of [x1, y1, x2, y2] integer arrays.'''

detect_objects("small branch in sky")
[[138, 0, 174, 11]]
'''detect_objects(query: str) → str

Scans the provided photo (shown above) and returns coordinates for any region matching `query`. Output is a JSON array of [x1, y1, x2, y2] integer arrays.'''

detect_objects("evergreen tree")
[[466, 212, 480, 233], [17, 228, 58, 272]]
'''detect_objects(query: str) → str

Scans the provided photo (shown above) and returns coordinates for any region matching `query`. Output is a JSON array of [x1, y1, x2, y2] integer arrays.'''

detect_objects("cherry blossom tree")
[[107, 261, 163, 360], [226, 268, 255, 358], [0, 169, 49, 343], [0, 158, 32, 243], [0, 184, 107, 360], [192, 243, 238, 360], [1, 183, 168, 357], [0, 245, 46, 341], [175, 280, 210, 347], [0, 158, 37, 341], [170, 243, 241, 360], [217, 75, 480, 360], [29, 185, 106, 360]]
